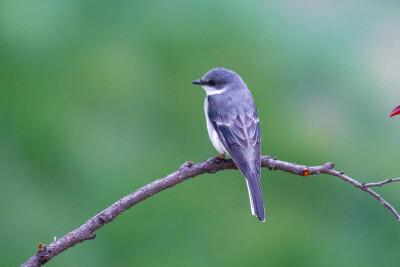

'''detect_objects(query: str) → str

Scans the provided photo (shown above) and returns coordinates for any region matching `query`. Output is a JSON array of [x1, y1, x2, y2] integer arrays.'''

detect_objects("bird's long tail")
[[245, 173, 265, 222]]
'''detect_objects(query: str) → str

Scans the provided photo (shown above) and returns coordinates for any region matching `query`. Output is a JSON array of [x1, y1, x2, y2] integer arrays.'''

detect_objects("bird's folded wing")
[[208, 106, 261, 174]]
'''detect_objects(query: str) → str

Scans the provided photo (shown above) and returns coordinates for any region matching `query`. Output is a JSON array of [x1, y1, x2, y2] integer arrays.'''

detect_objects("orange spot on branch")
[[302, 169, 310, 177]]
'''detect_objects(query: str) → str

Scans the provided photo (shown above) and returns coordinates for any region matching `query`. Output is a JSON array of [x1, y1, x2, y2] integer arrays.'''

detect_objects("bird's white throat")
[[202, 85, 227, 95]]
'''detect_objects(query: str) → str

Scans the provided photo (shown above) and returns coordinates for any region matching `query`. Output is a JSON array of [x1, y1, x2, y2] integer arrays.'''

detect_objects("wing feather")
[[207, 100, 261, 173]]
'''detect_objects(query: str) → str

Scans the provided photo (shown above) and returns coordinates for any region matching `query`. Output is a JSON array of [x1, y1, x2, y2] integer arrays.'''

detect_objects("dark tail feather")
[[245, 174, 265, 222]]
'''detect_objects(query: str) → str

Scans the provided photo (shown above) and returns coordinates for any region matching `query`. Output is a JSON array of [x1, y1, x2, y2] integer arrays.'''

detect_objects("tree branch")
[[364, 177, 400, 188], [21, 155, 400, 267]]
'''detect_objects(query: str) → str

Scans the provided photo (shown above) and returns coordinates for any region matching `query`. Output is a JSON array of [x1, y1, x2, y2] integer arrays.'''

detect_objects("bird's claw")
[[214, 154, 225, 163]]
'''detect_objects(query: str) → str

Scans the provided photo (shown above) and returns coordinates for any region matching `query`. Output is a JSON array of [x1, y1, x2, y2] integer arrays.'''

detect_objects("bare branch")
[[21, 155, 400, 267], [364, 177, 400, 188]]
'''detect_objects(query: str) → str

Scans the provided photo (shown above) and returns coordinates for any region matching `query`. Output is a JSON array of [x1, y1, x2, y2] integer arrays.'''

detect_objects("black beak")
[[192, 79, 203, 85]]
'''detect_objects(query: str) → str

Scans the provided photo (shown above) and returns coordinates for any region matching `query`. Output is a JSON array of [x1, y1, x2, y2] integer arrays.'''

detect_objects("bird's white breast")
[[204, 97, 228, 155]]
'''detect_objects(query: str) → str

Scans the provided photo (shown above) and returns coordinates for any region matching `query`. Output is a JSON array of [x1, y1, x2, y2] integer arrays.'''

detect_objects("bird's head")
[[192, 67, 244, 95], [390, 105, 400, 117]]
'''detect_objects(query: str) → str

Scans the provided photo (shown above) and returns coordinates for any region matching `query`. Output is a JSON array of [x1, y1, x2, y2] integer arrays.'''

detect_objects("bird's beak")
[[390, 105, 400, 117], [192, 79, 203, 85]]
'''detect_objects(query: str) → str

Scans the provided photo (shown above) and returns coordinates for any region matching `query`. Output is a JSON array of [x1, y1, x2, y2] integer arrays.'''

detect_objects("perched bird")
[[390, 105, 400, 117], [193, 67, 265, 222]]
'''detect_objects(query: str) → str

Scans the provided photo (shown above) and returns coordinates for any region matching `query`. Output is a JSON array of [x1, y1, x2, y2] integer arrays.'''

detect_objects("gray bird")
[[193, 67, 265, 222]]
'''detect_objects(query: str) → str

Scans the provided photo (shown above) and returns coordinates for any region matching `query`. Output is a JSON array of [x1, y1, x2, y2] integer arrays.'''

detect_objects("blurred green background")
[[2, 0, 400, 266]]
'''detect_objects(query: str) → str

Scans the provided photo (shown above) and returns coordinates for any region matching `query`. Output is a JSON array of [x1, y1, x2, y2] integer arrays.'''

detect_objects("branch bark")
[[21, 155, 400, 267]]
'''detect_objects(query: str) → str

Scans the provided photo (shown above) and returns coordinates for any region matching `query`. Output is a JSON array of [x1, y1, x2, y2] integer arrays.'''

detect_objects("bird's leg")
[[215, 153, 225, 162]]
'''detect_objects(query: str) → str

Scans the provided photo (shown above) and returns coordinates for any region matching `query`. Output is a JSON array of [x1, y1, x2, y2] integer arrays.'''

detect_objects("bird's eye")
[[208, 80, 215, 86]]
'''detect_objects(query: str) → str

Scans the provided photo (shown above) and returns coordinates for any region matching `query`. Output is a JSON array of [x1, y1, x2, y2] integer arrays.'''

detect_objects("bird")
[[390, 105, 400, 117], [193, 67, 265, 222]]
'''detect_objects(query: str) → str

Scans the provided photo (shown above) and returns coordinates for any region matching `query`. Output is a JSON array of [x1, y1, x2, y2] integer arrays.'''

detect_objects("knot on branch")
[[179, 161, 193, 171], [325, 162, 335, 169], [36, 243, 51, 264], [302, 169, 310, 177]]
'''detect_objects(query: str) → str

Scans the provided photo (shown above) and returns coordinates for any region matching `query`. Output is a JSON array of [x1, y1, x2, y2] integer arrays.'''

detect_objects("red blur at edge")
[[390, 105, 400, 117]]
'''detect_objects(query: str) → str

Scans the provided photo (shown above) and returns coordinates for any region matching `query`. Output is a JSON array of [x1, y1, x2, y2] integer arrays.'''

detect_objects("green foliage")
[[1, 1, 400, 266]]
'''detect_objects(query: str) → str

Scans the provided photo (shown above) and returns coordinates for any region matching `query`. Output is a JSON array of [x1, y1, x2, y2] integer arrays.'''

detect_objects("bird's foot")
[[214, 154, 225, 163]]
